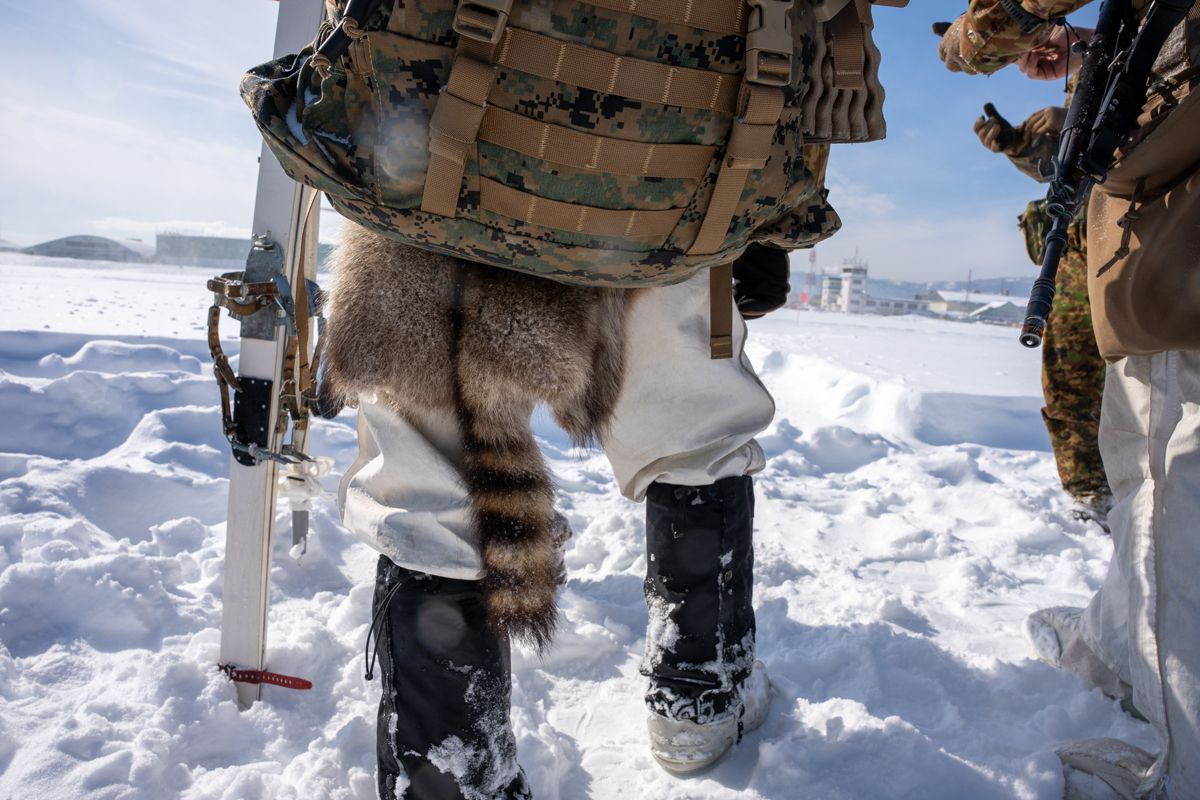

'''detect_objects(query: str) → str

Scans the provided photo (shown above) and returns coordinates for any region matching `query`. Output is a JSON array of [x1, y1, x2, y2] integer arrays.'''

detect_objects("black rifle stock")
[[1019, 0, 1193, 348]]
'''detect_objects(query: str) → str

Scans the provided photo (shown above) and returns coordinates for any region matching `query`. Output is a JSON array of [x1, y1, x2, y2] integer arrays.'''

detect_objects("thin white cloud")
[[77, 0, 280, 92], [0, 91, 261, 245], [825, 181, 898, 217]]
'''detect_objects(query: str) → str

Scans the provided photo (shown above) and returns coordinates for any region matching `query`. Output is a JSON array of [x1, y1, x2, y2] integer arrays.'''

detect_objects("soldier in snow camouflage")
[[242, 1, 868, 795], [943, 0, 1200, 792], [240, 0, 919, 793], [1018, 198, 1108, 509], [974, 99, 1109, 511]]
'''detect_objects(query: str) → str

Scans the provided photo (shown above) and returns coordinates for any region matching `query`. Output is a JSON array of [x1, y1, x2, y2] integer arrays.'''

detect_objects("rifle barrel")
[[1019, 215, 1070, 348]]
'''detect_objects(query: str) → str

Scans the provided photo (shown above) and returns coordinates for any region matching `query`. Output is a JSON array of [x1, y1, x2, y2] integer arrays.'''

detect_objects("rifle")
[[1019, 0, 1194, 348]]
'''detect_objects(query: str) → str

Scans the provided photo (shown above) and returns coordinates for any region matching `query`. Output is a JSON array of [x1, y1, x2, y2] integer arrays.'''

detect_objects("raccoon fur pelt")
[[320, 224, 631, 650]]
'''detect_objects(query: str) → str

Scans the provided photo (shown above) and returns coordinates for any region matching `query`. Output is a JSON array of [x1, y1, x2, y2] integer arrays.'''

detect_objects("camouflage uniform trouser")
[[1020, 199, 1109, 504]]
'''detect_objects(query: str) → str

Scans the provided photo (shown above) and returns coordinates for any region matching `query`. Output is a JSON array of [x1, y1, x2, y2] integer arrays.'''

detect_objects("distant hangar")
[[14, 233, 333, 269], [22, 235, 155, 262]]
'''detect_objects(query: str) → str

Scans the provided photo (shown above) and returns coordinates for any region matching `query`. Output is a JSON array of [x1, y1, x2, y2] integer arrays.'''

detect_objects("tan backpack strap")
[[689, 83, 786, 255], [281, 190, 322, 437], [583, 0, 748, 34], [688, 0, 791, 256], [479, 179, 683, 243], [709, 262, 735, 359], [496, 28, 740, 113], [478, 107, 717, 178], [421, 0, 513, 217], [829, 1, 867, 90]]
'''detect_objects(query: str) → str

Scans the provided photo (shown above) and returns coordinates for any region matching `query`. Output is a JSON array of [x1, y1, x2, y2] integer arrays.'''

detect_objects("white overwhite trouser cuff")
[[1078, 351, 1200, 797], [338, 270, 775, 580]]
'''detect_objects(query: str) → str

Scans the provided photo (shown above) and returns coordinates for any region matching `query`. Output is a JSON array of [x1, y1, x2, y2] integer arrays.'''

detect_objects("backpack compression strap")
[[421, 0, 513, 217], [689, 0, 792, 257], [690, 0, 792, 359]]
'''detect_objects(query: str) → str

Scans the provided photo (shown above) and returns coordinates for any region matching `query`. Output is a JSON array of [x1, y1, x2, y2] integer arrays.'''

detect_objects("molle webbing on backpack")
[[477, 108, 717, 178], [480, 178, 684, 242], [497, 29, 743, 112], [241, 0, 904, 287], [583, 0, 749, 35]]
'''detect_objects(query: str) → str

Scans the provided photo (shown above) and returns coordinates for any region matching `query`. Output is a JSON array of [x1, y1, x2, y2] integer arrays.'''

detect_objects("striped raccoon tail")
[[454, 386, 562, 652]]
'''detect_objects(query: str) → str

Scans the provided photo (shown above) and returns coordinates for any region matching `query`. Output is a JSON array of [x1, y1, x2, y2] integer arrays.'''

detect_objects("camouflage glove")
[[974, 104, 1025, 154], [733, 244, 790, 320], [1024, 104, 1068, 136], [938, 16, 977, 74]]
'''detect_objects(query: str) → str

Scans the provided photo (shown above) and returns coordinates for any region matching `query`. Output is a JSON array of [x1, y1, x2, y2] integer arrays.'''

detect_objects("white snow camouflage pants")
[[337, 269, 776, 579], [1075, 351, 1200, 798]]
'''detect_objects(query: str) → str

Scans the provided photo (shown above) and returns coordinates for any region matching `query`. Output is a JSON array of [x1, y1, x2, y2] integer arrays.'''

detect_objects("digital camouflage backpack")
[[242, 0, 903, 291]]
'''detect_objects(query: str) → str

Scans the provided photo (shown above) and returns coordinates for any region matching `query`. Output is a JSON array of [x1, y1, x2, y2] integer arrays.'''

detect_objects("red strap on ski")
[[220, 664, 313, 690]]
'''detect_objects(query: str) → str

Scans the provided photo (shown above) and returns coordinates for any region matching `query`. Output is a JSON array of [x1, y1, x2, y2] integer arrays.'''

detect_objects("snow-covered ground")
[[0, 255, 1151, 799]]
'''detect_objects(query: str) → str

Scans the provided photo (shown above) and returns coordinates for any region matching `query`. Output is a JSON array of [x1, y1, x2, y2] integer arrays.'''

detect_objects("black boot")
[[642, 475, 756, 724], [370, 555, 531, 800]]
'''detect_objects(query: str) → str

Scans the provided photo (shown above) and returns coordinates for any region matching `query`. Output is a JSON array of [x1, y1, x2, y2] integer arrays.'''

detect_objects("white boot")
[[1026, 606, 1085, 667], [647, 660, 770, 774], [1056, 738, 1158, 800], [1025, 607, 1136, 709]]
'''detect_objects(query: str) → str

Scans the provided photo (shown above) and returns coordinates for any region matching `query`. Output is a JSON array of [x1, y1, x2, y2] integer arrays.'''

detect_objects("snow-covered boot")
[[1056, 738, 1159, 800], [1070, 493, 1113, 534], [642, 476, 767, 773], [648, 660, 771, 773], [369, 556, 531, 800], [1024, 607, 1138, 714]]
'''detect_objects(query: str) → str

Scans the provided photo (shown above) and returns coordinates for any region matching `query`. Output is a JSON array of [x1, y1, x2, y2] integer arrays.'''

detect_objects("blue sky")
[[0, 0, 1096, 281]]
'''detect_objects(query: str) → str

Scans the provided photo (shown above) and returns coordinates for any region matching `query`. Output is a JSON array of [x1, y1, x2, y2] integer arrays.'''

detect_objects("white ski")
[[218, 0, 325, 709]]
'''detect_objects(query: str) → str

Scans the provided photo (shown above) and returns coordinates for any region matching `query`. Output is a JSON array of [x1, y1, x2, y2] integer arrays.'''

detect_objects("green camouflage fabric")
[[956, 0, 1183, 76], [241, 0, 846, 288], [1000, 95, 1108, 505], [1019, 197, 1108, 504], [997, 121, 1055, 183], [958, 0, 1095, 75]]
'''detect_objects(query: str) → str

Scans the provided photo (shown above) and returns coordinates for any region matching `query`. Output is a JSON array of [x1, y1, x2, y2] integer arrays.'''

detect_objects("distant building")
[[969, 299, 1025, 325], [815, 258, 928, 316], [819, 275, 843, 311], [155, 234, 249, 269], [864, 296, 929, 316], [839, 261, 868, 315], [925, 290, 1015, 316], [23, 235, 154, 262]]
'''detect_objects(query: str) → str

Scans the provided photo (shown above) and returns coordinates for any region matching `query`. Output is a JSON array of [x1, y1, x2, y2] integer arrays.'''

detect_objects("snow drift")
[[0, 257, 1152, 799]]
